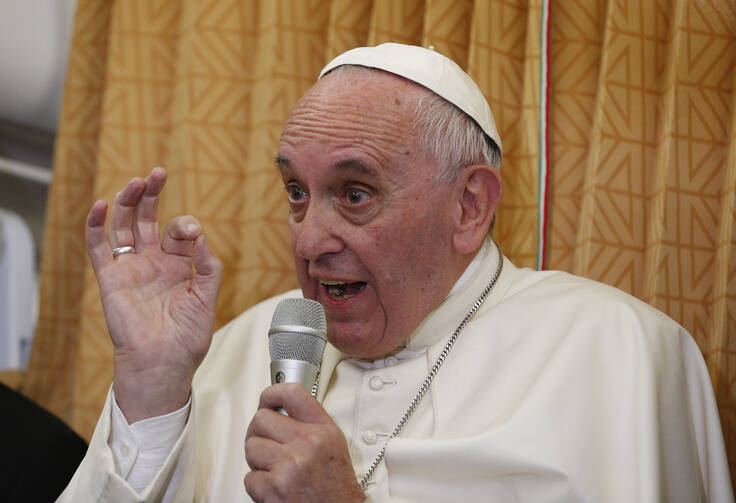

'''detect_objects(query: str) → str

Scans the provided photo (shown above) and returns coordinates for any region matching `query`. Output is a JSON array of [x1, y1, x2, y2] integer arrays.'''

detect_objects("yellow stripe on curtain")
[[22, 0, 736, 486]]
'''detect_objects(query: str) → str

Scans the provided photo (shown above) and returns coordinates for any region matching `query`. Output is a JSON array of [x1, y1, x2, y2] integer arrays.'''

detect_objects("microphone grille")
[[270, 298, 327, 332], [269, 332, 326, 364], [269, 298, 327, 365]]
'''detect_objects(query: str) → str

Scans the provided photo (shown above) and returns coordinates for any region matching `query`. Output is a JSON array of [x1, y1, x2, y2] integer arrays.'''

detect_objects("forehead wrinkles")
[[281, 79, 419, 161]]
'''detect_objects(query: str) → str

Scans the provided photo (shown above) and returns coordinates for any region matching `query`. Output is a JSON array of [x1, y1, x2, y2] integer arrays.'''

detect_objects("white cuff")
[[109, 391, 191, 493]]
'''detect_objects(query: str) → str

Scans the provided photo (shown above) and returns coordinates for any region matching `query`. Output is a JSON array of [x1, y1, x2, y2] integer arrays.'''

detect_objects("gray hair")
[[324, 64, 501, 181], [413, 91, 501, 181], [413, 88, 501, 233]]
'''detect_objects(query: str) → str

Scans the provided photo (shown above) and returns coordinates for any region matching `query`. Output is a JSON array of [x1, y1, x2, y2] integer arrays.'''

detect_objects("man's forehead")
[[278, 71, 421, 166], [283, 70, 423, 141], [302, 67, 423, 105], [316, 43, 502, 154]]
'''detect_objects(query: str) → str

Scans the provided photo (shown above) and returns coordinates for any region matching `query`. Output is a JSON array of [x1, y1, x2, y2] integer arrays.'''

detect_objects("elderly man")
[[60, 44, 731, 502]]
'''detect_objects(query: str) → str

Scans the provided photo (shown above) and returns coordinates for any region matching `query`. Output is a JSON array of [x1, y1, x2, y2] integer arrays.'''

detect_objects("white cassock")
[[59, 239, 733, 502]]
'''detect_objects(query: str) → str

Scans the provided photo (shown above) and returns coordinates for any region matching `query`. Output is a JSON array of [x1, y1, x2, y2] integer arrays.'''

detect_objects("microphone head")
[[269, 298, 327, 365]]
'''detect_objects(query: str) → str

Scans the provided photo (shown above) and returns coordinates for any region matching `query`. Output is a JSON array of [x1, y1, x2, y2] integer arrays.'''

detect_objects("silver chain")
[[358, 240, 504, 489], [311, 370, 320, 397]]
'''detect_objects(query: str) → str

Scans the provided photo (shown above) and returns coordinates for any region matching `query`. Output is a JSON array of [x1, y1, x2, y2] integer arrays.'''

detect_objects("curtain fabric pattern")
[[23, 0, 736, 483]]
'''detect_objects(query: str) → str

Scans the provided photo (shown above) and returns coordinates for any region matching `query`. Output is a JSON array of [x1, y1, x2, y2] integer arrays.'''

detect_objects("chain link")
[[311, 370, 320, 397], [358, 240, 504, 489]]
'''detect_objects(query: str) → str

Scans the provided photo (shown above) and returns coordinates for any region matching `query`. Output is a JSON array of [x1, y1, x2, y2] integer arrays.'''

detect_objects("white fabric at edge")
[[0, 209, 38, 370]]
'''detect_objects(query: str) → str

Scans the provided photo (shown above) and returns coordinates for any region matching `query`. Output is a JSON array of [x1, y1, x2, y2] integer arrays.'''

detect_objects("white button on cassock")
[[362, 430, 378, 445], [369, 376, 384, 390]]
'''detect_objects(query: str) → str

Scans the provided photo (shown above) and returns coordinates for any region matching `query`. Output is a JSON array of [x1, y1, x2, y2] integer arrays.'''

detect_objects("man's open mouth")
[[320, 280, 367, 300]]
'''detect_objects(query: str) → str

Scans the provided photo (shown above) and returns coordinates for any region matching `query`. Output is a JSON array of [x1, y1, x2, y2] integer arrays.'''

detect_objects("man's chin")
[[327, 329, 411, 362], [325, 322, 384, 359]]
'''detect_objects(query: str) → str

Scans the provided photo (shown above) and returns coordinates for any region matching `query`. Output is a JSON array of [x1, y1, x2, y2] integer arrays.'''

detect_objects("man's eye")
[[285, 185, 307, 203], [345, 188, 369, 205]]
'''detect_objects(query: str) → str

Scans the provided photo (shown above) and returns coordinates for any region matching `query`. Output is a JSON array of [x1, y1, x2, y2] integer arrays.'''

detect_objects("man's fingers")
[[133, 167, 167, 248], [86, 200, 113, 271], [190, 234, 224, 307], [160, 218, 222, 311], [108, 177, 145, 248], [161, 215, 201, 256], [192, 234, 220, 275], [246, 407, 295, 445], [244, 386, 362, 502], [258, 384, 329, 425], [244, 435, 284, 471], [244, 470, 275, 502]]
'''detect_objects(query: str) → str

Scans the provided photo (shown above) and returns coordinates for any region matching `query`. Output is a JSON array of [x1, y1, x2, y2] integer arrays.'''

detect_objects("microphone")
[[268, 298, 327, 397]]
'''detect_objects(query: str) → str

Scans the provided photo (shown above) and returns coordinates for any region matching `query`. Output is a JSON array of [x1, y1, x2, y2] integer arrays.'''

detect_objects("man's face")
[[277, 70, 466, 359]]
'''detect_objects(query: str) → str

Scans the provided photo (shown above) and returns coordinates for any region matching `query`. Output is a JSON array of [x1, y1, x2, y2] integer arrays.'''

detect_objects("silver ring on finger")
[[112, 245, 136, 258]]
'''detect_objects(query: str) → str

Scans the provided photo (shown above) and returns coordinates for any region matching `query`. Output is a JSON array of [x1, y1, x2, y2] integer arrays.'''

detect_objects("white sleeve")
[[58, 388, 198, 502], [109, 391, 191, 494]]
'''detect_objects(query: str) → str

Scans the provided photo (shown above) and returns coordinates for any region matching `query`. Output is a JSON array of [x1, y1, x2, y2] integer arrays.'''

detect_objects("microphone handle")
[[270, 359, 319, 389], [270, 359, 320, 415]]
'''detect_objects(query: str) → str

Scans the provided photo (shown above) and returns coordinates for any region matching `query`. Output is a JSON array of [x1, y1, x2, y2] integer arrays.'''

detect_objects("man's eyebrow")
[[333, 158, 379, 178], [275, 156, 379, 178], [274, 155, 289, 171]]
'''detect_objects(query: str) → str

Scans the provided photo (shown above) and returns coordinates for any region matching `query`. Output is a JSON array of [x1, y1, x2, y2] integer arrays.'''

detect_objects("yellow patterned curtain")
[[20, 0, 736, 483], [549, 0, 736, 485]]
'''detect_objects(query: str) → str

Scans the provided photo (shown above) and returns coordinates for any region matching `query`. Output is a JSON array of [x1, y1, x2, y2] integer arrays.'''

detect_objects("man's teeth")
[[328, 284, 349, 298], [320, 281, 364, 300]]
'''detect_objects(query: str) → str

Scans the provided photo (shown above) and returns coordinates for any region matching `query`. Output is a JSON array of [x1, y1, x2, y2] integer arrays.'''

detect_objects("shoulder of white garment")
[[497, 263, 683, 333], [460, 255, 701, 394], [385, 261, 732, 501]]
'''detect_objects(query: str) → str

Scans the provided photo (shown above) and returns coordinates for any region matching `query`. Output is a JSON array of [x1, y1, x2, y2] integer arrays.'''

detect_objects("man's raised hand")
[[85, 167, 223, 423]]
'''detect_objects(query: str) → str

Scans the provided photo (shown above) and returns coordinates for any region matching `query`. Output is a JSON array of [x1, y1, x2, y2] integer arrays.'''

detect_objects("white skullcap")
[[319, 42, 502, 155]]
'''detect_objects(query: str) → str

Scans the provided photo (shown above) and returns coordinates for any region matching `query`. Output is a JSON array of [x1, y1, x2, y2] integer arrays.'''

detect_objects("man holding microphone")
[[60, 44, 732, 502]]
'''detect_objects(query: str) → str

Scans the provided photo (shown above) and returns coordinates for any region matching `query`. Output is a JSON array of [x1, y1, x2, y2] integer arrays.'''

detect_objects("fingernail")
[[186, 223, 199, 233]]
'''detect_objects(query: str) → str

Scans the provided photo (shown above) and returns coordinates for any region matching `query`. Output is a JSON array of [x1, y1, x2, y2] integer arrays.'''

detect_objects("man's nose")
[[292, 201, 344, 261]]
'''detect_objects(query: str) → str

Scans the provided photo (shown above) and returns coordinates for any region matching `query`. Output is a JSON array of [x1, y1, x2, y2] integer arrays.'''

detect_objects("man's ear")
[[452, 165, 502, 255]]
